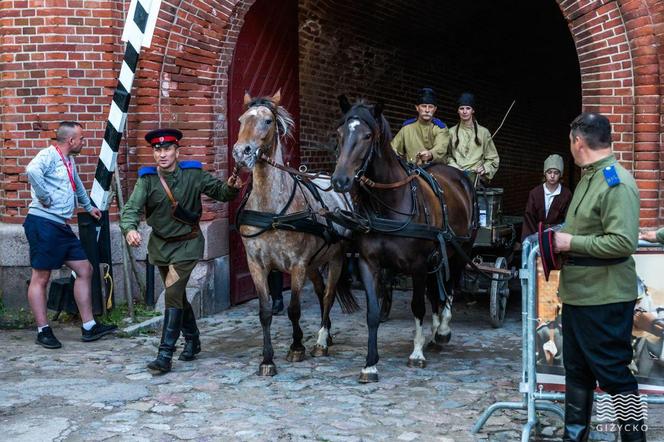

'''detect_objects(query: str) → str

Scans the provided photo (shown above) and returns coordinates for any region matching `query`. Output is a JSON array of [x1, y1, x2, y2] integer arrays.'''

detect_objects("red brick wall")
[[559, 0, 663, 226], [0, 0, 126, 222], [0, 0, 662, 225]]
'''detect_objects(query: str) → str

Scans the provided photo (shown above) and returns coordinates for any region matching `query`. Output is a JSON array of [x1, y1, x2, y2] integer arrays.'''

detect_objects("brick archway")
[[556, 0, 662, 225]]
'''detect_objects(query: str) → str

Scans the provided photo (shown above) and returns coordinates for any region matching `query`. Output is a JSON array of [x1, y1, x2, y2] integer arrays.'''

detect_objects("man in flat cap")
[[120, 128, 243, 374], [391, 87, 449, 165], [447, 92, 500, 183]]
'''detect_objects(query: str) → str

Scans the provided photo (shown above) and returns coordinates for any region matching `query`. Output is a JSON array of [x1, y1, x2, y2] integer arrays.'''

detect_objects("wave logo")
[[596, 393, 648, 433]]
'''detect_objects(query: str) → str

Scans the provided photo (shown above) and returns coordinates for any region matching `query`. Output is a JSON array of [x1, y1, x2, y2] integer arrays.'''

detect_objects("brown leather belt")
[[152, 224, 200, 243]]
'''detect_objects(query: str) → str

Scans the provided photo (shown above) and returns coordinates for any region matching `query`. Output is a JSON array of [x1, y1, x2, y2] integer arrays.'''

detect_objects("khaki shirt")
[[120, 162, 239, 265], [390, 119, 449, 164], [447, 123, 500, 180], [558, 154, 639, 306]]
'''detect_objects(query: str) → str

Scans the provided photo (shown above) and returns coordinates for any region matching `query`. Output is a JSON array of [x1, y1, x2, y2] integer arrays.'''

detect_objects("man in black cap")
[[120, 128, 243, 373], [391, 87, 449, 165], [447, 92, 500, 183]]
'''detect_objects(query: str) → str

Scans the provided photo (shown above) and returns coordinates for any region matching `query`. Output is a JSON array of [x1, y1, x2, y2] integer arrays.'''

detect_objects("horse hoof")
[[435, 332, 451, 345], [358, 372, 379, 383], [407, 358, 427, 368], [258, 363, 277, 376], [286, 349, 306, 362], [311, 345, 329, 357]]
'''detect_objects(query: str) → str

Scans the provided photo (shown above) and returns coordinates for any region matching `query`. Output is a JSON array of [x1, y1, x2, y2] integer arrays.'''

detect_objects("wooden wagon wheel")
[[489, 256, 510, 328]]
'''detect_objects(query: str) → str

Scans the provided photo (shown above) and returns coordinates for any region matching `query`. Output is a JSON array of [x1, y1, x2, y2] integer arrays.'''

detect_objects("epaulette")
[[602, 164, 621, 187], [401, 117, 446, 129], [179, 160, 202, 170], [432, 118, 446, 129], [138, 166, 157, 177]]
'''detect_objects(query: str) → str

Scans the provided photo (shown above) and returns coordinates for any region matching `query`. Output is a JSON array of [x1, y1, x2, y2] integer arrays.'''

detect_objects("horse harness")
[[235, 103, 345, 263]]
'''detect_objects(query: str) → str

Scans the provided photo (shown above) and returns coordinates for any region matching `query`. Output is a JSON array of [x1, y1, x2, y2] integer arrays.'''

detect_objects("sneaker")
[[81, 322, 118, 342], [36, 326, 62, 349]]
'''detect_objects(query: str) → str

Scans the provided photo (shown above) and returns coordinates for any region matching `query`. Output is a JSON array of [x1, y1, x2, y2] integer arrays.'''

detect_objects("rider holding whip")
[[446, 93, 501, 185]]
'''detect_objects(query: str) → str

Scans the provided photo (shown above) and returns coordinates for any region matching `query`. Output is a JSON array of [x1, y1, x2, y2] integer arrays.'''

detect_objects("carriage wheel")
[[489, 256, 510, 328]]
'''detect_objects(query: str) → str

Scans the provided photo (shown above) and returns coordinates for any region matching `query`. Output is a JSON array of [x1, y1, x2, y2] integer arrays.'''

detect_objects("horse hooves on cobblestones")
[[435, 332, 451, 345], [286, 349, 306, 362], [407, 358, 427, 368], [310, 345, 329, 357], [258, 363, 277, 376], [358, 372, 379, 383]]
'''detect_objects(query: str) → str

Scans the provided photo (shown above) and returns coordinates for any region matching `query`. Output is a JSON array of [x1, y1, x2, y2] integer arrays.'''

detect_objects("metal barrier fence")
[[472, 238, 664, 441]]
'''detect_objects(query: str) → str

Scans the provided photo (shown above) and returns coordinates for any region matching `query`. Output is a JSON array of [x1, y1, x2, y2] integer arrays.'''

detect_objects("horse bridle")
[[341, 112, 418, 190]]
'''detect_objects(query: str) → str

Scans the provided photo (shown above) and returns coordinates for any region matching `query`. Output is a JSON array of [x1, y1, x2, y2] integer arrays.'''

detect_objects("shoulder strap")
[[158, 171, 178, 206]]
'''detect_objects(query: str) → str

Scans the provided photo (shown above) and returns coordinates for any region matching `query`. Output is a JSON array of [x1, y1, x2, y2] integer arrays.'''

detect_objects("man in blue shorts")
[[24, 121, 117, 349]]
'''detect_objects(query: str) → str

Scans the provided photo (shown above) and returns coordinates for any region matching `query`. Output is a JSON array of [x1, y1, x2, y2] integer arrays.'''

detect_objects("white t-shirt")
[[543, 183, 561, 218]]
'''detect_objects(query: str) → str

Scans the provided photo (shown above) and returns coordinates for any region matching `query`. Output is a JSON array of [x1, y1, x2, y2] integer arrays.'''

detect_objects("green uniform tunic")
[[120, 162, 239, 266], [558, 154, 639, 306], [390, 119, 449, 164], [447, 122, 500, 180]]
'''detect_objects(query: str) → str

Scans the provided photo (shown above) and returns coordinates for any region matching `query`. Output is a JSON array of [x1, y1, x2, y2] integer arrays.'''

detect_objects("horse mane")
[[247, 96, 295, 140]]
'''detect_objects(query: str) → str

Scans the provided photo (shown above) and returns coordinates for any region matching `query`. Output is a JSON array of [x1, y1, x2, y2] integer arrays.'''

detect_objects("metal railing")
[[472, 238, 664, 441]]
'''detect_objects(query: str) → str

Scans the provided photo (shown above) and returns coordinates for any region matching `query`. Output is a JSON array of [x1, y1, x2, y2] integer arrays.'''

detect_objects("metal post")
[[145, 255, 155, 307]]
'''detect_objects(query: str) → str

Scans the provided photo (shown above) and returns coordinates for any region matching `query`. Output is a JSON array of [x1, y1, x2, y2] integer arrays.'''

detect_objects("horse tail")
[[335, 255, 360, 314]]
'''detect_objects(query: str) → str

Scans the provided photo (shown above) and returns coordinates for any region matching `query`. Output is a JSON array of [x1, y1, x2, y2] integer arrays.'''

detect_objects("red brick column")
[[557, 0, 663, 225]]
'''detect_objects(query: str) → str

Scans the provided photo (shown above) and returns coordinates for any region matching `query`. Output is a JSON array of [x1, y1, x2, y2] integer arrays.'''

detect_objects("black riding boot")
[[148, 308, 182, 373], [179, 303, 201, 361], [617, 391, 647, 442], [269, 271, 284, 315], [563, 385, 594, 442]]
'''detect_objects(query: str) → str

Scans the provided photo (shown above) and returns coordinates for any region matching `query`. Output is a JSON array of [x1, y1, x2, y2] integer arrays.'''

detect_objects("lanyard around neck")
[[54, 146, 76, 192]]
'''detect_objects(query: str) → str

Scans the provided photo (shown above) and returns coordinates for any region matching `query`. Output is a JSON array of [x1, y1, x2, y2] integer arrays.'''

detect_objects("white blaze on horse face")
[[348, 119, 361, 132], [316, 326, 329, 348], [409, 318, 426, 362]]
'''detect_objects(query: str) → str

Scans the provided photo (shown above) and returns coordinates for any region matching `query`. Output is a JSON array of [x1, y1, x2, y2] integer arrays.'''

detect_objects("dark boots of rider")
[[148, 308, 183, 373], [269, 271, 284, 315], [563, 385, 594, 442], [179, 302, 201, 361], [616, 391, 647, 442]]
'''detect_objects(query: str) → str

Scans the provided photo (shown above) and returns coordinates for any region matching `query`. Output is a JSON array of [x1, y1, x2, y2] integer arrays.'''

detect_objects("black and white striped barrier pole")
[[80, 0, 161, 315], [90, 0, 161, 209]]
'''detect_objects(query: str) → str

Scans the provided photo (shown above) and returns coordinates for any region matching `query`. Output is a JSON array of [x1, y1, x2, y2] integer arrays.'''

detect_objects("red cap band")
[[150, 135, 178, 145]]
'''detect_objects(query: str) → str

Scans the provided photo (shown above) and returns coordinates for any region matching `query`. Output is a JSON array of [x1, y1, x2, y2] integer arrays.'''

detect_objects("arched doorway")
[[298, 0, 582, 213], [227, 0, 300, 304]]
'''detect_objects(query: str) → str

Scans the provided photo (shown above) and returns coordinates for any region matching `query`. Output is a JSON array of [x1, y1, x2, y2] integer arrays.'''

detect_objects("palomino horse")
[[330, 97, 476, 382], [232, 90, 356, 376]]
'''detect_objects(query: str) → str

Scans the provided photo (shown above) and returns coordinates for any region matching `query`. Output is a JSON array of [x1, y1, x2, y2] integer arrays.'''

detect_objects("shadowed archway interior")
[[298, 0, 582, 213]]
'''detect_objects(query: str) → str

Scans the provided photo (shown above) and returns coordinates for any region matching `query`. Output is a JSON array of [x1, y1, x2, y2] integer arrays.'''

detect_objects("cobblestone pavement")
[[1, 286, 662, 441]]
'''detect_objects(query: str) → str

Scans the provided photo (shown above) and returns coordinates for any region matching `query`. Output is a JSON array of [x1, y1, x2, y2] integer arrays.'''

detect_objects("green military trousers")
[[158, 260, 197, 309]]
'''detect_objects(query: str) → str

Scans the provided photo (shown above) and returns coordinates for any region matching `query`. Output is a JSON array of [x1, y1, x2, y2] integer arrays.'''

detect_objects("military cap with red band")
[[145, 128, 183, 147]]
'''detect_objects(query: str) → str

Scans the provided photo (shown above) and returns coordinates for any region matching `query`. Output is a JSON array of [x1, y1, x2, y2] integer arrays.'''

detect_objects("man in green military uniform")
[[391, 87, 449, 164], [447, 93, 500, 183], [120, 128, 242, 374], [552, 113, 645, 442]]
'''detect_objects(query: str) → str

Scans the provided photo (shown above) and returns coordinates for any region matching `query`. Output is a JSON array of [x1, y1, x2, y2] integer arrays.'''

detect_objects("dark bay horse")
[[331, 97, 476, 382], [232, 90, 357, 376]]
